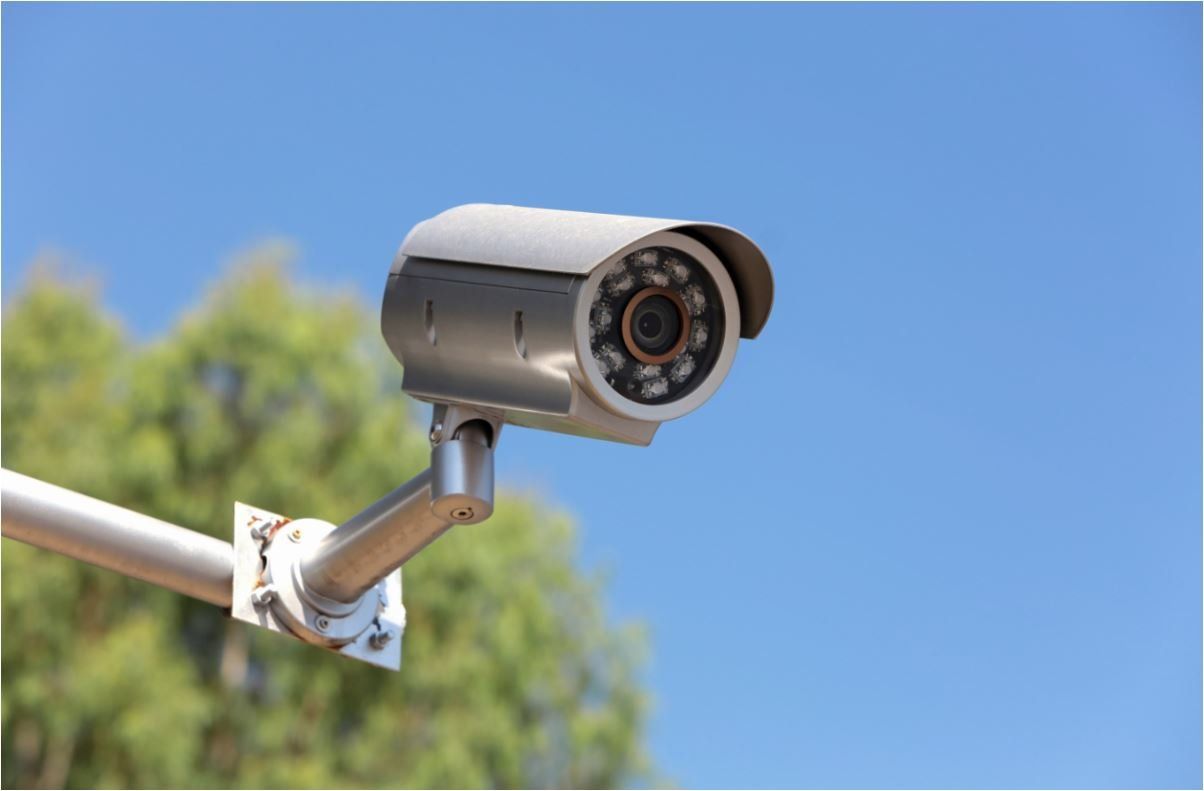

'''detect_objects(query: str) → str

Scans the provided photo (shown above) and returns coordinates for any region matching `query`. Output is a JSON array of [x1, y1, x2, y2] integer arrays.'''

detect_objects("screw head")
[[315, 615, 331, 632], [429, 422, 444, 444], [251, 584, 277, 608], [450, 507, 474, 521], [289, 527, 303, 543]]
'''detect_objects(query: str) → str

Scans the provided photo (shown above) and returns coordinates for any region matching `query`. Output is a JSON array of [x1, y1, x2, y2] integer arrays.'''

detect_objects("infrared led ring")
[[588, 245, 725, 405]]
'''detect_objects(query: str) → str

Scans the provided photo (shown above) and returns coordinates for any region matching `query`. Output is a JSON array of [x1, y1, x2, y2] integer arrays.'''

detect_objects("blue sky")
[[3, 3, 1200, 788]]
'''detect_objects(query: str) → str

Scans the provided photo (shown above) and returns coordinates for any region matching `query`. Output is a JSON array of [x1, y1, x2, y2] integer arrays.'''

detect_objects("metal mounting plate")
[[230, 502, 405, 671]]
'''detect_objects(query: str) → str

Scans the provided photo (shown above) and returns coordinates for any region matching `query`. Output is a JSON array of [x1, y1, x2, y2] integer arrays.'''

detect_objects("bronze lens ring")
[[620, 287, 691, 365]]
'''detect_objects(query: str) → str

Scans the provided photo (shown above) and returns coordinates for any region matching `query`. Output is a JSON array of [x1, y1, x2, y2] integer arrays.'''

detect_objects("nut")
[[289, 527, 303, 543]]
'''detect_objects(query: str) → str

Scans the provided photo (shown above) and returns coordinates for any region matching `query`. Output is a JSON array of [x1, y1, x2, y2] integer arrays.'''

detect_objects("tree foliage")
[[1, 248, 649, 789]]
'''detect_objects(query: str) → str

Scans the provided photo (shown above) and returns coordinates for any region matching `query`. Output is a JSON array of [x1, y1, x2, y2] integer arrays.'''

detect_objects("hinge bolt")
[[251, 584, 277, 608]]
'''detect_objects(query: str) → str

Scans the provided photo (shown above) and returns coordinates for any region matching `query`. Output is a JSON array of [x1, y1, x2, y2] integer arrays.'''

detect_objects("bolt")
[[289, 527, 303, 543], [251, 584, 277, 608], [451, 507, 474, 521], [369, 627, 397, 650], [249, 518, 277, 542], [429, 422, 444, 444], [315, 615, 331, 632]]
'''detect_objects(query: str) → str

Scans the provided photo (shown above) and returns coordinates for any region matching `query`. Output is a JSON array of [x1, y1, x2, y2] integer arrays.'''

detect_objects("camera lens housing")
[[576, 231, 740, 419]]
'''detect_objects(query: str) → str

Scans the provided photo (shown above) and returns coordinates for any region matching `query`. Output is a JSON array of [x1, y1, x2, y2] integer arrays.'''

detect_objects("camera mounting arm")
[[297, 405, 499, 603], [0, 406, 501, 672]]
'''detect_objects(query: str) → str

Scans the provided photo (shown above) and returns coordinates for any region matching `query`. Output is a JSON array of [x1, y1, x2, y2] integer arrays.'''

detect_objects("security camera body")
[[381, 204, 773, 445]]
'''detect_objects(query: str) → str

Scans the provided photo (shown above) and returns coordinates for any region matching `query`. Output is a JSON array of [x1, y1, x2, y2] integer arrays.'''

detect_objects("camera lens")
[[637, 309, 663, 340], [621, 288, 689, 364], [632, 297, 677, 353]]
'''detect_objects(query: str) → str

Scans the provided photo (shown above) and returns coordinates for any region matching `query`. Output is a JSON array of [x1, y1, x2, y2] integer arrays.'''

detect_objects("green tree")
[[1, 248, 650, 789]]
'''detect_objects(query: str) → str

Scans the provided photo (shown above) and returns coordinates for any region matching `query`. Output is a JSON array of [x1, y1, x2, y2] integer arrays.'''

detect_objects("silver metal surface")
[[396, 203, 774, 339], [431, 403, 504, 449], [430, 421, 494, 523], [295, 411, 499, 605], [383, 254, 662, 444], [264, 519, 381, 646], [0, 468, 234, 607], [298, 472, 450, 605], [230, 504, 404, 671], [384, 261, 582, 417]]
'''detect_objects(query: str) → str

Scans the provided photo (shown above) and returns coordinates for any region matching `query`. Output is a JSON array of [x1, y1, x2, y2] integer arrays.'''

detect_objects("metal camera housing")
[[381, 204, 774, 445]]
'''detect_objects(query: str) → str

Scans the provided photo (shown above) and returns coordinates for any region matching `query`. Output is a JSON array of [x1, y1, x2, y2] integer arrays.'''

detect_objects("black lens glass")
[[638, 312, 663, 339], [630, 295, 681, 356]]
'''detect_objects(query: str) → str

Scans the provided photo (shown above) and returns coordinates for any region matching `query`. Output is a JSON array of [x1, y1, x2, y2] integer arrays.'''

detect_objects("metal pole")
[[298, 470, 452, 604], [0, 469, 234, 608]]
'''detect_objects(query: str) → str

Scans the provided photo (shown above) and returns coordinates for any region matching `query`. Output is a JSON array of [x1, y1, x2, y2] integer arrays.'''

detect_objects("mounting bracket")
[[230, 503, 405, 671]]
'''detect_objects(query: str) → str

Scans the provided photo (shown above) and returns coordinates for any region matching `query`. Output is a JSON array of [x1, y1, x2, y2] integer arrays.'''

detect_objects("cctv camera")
[[381, 204, 773, 445], [1, 203, 777, 674]]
